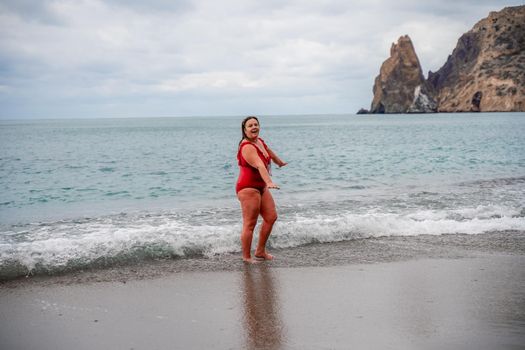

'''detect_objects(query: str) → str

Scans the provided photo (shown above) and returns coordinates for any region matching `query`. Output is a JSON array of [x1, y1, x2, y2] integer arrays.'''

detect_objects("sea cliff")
[[360, 5, 525, 114]]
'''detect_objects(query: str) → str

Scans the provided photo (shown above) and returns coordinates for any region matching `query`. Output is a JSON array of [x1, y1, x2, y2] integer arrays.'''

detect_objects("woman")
[[236, 116, 287, 263]]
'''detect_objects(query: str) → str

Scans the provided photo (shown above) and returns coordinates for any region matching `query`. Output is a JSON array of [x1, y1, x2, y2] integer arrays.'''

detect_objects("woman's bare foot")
[[254, 252, 274, 261], [242, 257, 260, 264]]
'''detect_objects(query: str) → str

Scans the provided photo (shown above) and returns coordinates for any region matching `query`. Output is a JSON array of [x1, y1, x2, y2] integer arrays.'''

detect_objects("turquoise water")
[[1, 113, 524, 277]]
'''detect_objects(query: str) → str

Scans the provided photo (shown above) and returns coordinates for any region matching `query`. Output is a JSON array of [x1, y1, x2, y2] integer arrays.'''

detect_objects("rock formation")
[[428, 5, 525, 112], [362, 5, 525, 114], [370, 35, 437, 113]]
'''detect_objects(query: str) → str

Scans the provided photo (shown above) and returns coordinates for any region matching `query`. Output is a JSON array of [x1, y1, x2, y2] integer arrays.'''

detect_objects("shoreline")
[[1, 230, 524, 287], [1, 252, 524, 349]]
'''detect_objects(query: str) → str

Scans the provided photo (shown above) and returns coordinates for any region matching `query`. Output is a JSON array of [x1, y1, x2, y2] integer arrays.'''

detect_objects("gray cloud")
[[105, 0, 195, 14], [0, 0, 65, 25]]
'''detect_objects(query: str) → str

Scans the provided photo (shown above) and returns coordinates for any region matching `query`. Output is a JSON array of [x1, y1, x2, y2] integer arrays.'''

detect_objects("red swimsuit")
[[236, 138, 271, 193]]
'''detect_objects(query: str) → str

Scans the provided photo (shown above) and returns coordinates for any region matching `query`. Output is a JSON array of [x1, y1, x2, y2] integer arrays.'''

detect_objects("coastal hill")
[[360, 5, 525, 114]]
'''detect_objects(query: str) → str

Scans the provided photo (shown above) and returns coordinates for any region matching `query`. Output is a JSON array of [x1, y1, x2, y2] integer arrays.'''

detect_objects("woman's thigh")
[[259, 189, 277, 222], [237, 188, 262, 223]]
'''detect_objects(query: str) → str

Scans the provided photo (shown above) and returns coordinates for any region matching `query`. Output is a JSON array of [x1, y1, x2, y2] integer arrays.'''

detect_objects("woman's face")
[[244, 118, 260, 139]]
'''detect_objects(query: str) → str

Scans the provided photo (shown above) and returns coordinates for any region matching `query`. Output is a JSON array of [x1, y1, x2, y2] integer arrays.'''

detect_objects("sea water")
[[1, 113, 524, 278]]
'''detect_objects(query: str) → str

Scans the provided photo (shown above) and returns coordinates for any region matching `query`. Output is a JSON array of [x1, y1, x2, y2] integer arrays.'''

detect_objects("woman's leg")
[[255, 189, 277, 259], [237, 188, 262, 262]]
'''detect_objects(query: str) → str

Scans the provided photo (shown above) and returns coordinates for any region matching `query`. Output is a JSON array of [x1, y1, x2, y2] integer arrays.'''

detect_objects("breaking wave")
[[1, 204, 524, 279]]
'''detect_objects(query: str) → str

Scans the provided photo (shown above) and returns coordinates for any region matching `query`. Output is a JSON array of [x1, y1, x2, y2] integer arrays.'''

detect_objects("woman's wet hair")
[[240, 116, 259, 145]]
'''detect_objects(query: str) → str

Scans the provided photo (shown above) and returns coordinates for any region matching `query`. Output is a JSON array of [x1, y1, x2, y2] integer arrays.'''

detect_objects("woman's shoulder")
[[239, 141, 256, 152]]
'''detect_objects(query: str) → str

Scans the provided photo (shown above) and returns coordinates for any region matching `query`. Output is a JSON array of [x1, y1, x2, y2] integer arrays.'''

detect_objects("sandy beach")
[[1, 241, 524, 350]]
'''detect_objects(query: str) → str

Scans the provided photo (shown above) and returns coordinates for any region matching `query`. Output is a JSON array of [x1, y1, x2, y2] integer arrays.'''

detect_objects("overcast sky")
[[0, 0, 521, 119]]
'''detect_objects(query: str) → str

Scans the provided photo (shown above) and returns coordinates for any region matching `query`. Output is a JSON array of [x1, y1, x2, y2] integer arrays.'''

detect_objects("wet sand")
[[1, 252, 524, 350]]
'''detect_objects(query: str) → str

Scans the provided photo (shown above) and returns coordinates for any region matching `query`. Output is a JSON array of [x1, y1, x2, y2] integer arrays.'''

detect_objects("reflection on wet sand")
[[241, 264, 286, 350]]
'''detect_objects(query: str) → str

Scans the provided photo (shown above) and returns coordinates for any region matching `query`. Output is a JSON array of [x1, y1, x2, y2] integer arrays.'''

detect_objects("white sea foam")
[[0, 204, 524, 278], [272, 205, 524, 248]]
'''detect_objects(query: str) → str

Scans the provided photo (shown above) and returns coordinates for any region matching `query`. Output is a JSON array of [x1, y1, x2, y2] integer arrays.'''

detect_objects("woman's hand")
[[266, 182, 280, 190], [278, 161, 288, 168]]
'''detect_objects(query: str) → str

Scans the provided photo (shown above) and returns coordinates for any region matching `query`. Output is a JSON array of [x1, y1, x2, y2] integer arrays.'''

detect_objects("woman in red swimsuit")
[[236, 116, 287, 263]]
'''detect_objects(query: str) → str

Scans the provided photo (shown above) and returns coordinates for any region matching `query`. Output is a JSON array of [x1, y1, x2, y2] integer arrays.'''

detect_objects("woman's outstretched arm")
[[267, 147, 287, 167], [241, 145, 280, 189]]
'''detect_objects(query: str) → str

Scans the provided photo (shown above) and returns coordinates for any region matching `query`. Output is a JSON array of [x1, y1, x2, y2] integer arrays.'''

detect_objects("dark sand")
[[1, 232, 525, 349]]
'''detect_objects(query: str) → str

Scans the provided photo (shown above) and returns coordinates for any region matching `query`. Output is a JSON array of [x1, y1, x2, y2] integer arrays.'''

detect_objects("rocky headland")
[[360, 5, 525, 114]]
